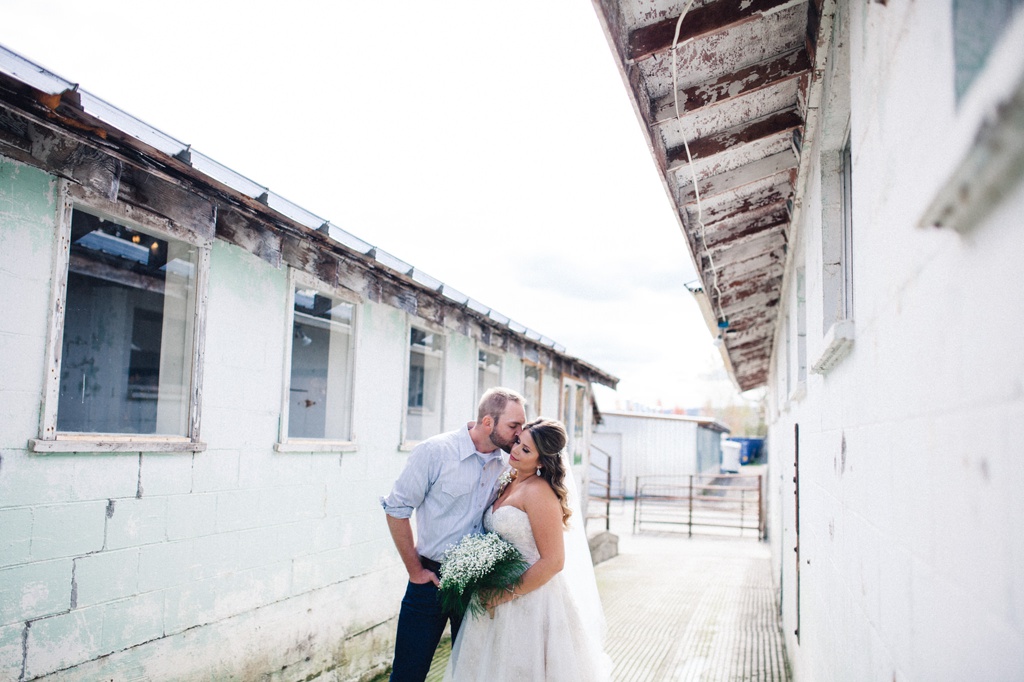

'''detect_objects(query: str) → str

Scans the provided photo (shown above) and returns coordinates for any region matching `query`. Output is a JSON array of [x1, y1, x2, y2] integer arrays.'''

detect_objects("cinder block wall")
[[0, 156, 510, 680], [765, 4, 1024, 681]]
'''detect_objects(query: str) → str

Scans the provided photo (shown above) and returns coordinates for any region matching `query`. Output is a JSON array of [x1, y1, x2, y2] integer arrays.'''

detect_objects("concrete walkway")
[[424, 501, 790, 681], [598, 502, 790, 681]]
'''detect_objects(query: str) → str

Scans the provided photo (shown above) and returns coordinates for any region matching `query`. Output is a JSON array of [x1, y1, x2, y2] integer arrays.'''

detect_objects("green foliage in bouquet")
[[438, 532, 528, 618]]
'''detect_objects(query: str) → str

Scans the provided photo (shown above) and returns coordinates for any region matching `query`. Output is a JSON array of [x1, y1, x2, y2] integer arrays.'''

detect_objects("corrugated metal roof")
[[0, 44, 589, 365], [601, 408, 731, 433]]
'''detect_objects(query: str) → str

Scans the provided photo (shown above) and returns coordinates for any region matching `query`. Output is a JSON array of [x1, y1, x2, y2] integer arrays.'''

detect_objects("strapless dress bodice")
[[485, 505, 539, 564]]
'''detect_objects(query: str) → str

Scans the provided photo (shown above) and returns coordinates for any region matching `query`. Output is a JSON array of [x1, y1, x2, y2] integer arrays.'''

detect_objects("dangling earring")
[[536, 466, 542, 477]]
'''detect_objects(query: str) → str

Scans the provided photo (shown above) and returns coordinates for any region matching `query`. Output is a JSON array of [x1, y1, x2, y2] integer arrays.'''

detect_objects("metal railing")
[[632, 473, 764, 539], [586, 445, 613, 532]]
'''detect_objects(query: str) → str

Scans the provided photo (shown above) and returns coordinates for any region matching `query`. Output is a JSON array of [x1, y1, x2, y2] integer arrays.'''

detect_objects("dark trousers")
[[389, 580, 464, 682]]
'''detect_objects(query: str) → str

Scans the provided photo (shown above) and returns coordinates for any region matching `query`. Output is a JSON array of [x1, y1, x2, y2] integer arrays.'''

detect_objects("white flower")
[[439, 532, 518, 592], [496, 468, 514, 495]]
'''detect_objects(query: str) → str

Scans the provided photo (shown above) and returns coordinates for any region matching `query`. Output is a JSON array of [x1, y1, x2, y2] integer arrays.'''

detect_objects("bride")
[[443, 418, 611, 681]]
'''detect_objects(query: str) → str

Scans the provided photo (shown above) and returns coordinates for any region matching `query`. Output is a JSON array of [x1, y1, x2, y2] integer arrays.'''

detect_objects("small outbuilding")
[[592, 410, 729, 498]]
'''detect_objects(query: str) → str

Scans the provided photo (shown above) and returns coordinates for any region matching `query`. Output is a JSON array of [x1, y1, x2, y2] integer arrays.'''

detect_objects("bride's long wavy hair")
[[522, 418, 573, 527]]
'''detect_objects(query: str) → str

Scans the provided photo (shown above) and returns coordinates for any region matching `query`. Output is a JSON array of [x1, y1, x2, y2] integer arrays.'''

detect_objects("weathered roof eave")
[[589, 0, 710, 309], [590, 0, 823, 392], [0, 44, 618, 389]]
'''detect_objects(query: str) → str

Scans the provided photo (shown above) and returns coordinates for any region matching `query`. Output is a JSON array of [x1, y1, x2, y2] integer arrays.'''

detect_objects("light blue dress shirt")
[[381, 425, 506, 562]]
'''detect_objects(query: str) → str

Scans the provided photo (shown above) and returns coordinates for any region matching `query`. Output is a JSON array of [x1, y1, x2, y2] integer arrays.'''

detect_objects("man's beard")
[[489, 429, 515, 453]]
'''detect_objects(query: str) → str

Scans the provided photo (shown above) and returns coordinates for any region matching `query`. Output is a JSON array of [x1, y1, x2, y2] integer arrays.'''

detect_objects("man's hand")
[[410, 566, 440, 586], [386, 515, 441, 586]]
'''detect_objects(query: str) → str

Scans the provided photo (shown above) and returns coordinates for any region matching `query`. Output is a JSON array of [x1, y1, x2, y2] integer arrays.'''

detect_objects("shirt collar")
[[459, 423, 502, 462]]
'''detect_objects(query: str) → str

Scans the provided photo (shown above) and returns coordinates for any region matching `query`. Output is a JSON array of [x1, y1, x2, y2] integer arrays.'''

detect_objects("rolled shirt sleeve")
[[380, 427, 506, 561], [381, 446, 433, 519]]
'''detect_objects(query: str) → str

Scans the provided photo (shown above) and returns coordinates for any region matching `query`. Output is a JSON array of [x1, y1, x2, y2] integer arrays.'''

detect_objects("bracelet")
[[505, 586, 520, 600]]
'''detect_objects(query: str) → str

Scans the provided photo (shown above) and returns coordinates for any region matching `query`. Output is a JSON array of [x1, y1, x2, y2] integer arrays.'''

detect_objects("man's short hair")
[[477, 387, 526, 424]]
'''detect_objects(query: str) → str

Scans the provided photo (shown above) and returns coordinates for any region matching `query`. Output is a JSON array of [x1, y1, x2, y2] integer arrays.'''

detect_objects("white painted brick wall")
[[0, 508, 33, 567], [0, 153, 577, 679], [0, 559, 71, 624], [767, 4, 1024, 680], [0, 621, 24, 681], [73, 549, 139, 608], [106, 497, 169, 549]]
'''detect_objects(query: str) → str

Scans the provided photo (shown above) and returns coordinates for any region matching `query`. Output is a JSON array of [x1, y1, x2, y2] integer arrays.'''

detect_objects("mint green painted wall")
[[444, 331, 476, 430], [0, 158, 58, 443], [0, 154, 572, 680]]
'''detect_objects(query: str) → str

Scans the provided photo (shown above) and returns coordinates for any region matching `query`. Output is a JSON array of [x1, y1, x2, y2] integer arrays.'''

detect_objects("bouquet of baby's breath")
[[438, 532, 528, 618]]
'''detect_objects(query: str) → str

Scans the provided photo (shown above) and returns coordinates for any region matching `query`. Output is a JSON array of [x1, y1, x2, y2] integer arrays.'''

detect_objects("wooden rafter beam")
[[736, 364, 770, 389], [705, 225, 787, 265], [697, 200, 789, 243], [675, 148, 797, 203], [627, 0, 796, 62], [652, 48, 811, 124], [689, 179, 792, 225], [718, 276, 783, 311], [702, 210, 790, 251], [704, 246, 786, 282], [667, 108, 803, 163]]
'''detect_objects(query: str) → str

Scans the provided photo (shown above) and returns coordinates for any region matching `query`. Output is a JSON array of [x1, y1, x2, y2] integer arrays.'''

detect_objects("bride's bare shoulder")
[[522, 477, 560, 510]]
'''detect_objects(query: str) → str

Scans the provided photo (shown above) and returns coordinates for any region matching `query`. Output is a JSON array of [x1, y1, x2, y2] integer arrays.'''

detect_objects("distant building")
[[593, 410, 729, 498], [593, 0, 1024, 679], [0, 46, 615, 680]]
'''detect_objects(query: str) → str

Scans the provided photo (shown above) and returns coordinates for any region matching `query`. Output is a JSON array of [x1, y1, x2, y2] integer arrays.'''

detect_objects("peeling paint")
[[69, 562, 77, 609], [20, 622, 29, 682], [598, 0, 815, 390], [136, 454, 143, 499]]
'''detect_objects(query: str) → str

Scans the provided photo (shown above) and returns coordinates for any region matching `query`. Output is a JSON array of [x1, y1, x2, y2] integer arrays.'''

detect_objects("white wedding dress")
[[443, 505, 611, 681]]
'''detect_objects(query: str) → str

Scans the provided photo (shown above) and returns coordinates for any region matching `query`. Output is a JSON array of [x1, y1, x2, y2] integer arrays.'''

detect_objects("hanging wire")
[[670, 1, 727, 325]]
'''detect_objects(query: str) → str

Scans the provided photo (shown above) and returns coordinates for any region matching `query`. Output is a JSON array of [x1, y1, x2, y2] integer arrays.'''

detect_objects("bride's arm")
[[487, 487, 564, 611]]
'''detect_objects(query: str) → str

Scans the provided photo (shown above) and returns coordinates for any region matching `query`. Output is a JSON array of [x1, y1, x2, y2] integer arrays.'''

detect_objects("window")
[[812, 134, 855, 375], [560, 377, 588, 466], [33, 192, 210, 452], [921, 1, 1024, 230], [784, 311, 792, 400], [784, 267, 808, 402], [278, 271, 356, 450], [840, 139, 854, 321], [811, 1, 855, 375], [821, 144, 854, 328], [795, 268, 807, 387], [952, 0, 1024, 100], [477, 349, 502, 402], [522, 362, 542, 420], [405, 325, 444, 443], [574, 385, 586, 466]]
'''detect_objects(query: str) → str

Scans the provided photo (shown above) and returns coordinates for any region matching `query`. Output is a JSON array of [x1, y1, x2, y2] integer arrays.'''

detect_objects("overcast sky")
[[2, 0, 749, 409]]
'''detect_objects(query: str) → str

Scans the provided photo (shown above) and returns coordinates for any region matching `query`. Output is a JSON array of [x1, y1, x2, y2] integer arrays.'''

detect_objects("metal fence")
[[587, 445, 613, 532], [632, 473, 764, 539]]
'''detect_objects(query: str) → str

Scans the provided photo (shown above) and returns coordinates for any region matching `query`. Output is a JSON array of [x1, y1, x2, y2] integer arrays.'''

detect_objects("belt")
[[420, 555, 442, 574]]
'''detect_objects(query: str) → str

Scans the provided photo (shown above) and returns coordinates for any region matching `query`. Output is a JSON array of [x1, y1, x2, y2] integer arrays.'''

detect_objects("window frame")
[[275, 268, 360, 453], [811, 131, 856, 376], [475, 346, 503, 405], [839, 138, 854, 322], [794, 267, 808, 394], [559, 374, 589, 467], [400, 319, 447, 449], [522, 360, 544, 420], [920, 2, 1024, 231], [811, 1, 855, 376], [30, 181, 211, 453]]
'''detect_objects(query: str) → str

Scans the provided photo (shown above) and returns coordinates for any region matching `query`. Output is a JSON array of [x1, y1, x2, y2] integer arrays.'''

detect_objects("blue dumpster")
[[726, 437, 764, 465]]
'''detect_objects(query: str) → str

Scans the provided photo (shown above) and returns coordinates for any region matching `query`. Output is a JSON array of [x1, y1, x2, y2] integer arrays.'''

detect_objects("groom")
[[381, 387, 527, 682]]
